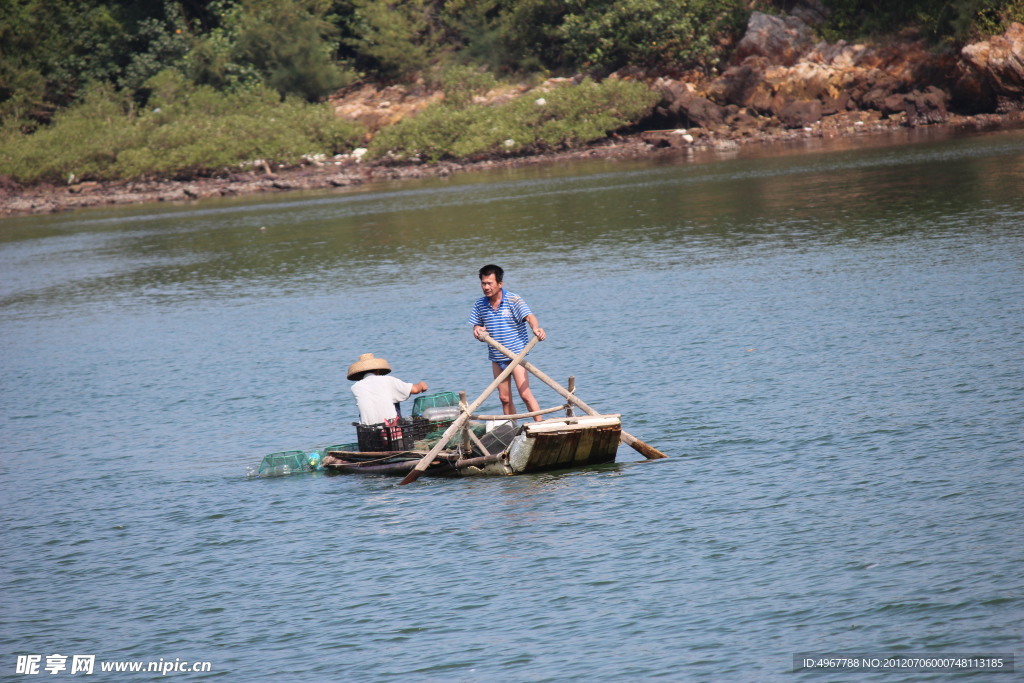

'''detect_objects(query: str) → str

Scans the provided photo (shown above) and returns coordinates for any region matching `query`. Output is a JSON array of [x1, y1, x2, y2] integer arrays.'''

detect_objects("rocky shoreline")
[[3, 11, 1023, 220], [2, 110, 1022, 220]]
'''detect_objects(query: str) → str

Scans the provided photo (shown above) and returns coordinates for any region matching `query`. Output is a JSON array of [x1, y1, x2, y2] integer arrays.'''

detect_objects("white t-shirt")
[[351, 374, 413, 424]]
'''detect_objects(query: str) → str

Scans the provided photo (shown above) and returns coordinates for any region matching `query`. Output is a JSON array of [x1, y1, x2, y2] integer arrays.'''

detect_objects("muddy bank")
[[1, 109, 1021, 219]]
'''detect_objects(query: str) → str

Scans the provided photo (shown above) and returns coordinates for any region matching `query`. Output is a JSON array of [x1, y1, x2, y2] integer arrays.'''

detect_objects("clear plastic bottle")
[[422, 405, 460, 421]]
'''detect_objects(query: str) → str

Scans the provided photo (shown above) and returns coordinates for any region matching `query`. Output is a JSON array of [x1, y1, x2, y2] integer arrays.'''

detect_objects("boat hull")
[[509, 415, 621, 472], [322, 415, 621, 477], [320, 452, 510, 476]]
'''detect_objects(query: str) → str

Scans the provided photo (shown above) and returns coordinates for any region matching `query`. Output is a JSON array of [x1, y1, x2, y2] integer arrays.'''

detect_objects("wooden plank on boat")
[[545, 429, 580, 469], [523, 422, 564, 470], [561, 429, 586, 467], [594, 425, 620, 463], [532, 433, 564, 469], [522, 415, 620, 434], [573, 426, 595, 465], [570, 422, 618, 467], [518, 415, 621, 471]]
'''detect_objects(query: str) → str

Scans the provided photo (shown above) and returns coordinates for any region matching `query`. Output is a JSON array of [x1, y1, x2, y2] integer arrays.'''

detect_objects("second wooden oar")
[[480, 333, 669, 460], [399, 335, 539, 485]]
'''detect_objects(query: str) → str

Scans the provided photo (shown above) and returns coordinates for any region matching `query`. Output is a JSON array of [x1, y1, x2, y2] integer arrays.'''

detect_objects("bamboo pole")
[[462, 427, 491, 459], [453, 454, 500, 469], [459, 390, 469, 454], [480, 334, 669, 460], [567, 376, 576, 417], [399, 335, 539, 485], [471, 404, 568, 420]]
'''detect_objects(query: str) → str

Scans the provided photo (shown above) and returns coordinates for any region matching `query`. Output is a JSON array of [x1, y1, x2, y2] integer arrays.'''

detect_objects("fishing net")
[[475, 421, 518, 456], [258, 450, 313, 477], [323, 442, 358, 454], [412, 391, 459, 417], [409, 421, 517, 453]]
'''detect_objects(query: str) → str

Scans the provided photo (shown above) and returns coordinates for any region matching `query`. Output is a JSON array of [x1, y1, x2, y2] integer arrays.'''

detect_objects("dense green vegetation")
[[0, 72, 364, 184], [820, 0, 1024, 43], [1, 0, 750, 127], [2, 0, 1022, 186], [369, 78, 658, 162]]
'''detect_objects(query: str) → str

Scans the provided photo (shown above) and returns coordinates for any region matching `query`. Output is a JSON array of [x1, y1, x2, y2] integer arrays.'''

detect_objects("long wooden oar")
[[481, 334, 669, 460], [399, 335, 540, 485]]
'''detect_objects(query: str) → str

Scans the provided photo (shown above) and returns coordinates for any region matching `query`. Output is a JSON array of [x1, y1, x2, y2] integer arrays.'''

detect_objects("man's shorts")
[[494, 357, 525, 371]]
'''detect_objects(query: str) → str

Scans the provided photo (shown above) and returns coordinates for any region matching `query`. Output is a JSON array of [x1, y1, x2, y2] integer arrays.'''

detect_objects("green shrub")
[[118, 8, 191, 95], [558, 0, 748, 72], [428, 63, 500, 108], [954, 0, 1024, 38], [368, 77, 657, 162], [183, 0, 356, 100], [0, 73, 365, 184], [438, 0, 569, 74], [230, 0, 355, 100], [343, 0, 438, 80], [120, 89, 363, 179], [0, 0, 136, 112], [0, 83, 143, 183], [820, 0, 1024, 42]]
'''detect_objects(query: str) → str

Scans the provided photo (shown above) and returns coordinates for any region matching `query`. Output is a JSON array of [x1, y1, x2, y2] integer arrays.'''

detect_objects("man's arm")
[[410, 381, 428, 394], [525, 314, 546, 341], [473, 325, 487, 340]]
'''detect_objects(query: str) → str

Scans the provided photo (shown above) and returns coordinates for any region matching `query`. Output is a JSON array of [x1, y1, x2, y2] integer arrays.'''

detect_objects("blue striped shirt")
[[468, 289, 534, 362]]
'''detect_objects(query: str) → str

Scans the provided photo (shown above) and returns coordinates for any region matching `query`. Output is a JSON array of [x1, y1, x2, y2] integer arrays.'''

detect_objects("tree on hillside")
[[187, 0, 353, 99], [558, 0, 747, 73], [816, 0, 1024, 41], [4, 0, 1022, 129], [0, 0, 158, 123]]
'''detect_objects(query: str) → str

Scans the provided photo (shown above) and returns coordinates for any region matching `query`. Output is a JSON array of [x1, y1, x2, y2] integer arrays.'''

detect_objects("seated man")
[[347, 353, 427, 426]]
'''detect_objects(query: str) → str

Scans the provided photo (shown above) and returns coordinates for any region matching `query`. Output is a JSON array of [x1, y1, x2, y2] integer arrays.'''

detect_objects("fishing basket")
[[354, 416, 458, 452], [354, 421, 411, 452], [258, 450, 310, 477], [411, 391, 459, 418]]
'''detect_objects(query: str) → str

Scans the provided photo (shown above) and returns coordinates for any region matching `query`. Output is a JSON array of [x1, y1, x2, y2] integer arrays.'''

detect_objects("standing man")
[[469, 264, 546, 421]]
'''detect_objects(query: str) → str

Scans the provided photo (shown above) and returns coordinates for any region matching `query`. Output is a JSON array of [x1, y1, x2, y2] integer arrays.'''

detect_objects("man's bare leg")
[[512, 364, 543, 421]]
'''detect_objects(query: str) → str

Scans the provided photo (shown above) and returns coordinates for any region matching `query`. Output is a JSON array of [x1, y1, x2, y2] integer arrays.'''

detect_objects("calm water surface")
[[2, 128, 1022, 681]]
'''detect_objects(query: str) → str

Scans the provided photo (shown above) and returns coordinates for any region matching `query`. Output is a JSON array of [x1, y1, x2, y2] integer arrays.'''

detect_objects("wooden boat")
[[321, 414, 623, 478], [320, 333, 667, 484]]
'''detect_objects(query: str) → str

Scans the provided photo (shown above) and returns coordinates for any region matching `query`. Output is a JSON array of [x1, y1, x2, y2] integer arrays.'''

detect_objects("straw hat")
[[347, 353, 392, 381]]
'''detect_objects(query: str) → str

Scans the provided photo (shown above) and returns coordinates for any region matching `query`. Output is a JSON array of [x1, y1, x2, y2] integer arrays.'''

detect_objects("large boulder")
[[707, 60, 769, 110], [707, 12, 961, 126], [880, 86, 950, 125], [649, 79, 727, 128], [709, 57, 838, 126], [734, 12, 816, 67], [957, 22, 1024, 111], [788, 0, 830, 27], [777, 99, 823, 128]]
